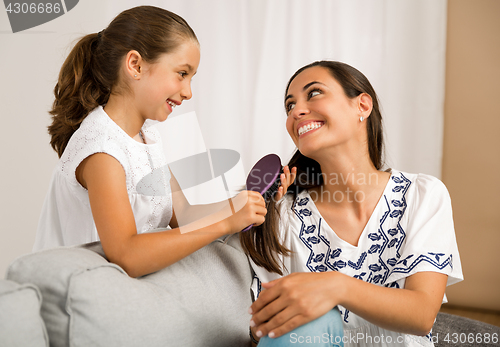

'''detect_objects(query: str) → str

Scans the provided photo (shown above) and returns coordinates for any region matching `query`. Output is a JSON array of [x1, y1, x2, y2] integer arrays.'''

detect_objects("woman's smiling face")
[[284, 66, 364, 159]]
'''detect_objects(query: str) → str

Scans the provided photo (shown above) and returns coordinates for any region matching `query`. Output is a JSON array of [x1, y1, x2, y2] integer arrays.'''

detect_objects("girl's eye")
[[286, 103, 295, 114], [178, 71, 188, 78]]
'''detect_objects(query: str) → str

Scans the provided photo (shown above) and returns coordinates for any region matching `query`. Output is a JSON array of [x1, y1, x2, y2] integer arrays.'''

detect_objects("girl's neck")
[[104, 94, 145, 139]]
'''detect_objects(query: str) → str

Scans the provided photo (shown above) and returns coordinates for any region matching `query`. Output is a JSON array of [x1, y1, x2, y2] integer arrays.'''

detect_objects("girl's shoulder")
[[141, 120, 163, 144], [65, 106, 117, 149], [58, 106, 132, 178]]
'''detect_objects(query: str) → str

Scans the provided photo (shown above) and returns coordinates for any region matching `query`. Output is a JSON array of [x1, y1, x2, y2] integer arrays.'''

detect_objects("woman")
[[241, 61, 463, 346]]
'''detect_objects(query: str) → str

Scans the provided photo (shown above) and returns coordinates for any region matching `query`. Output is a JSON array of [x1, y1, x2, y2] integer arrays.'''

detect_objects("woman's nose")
[[291, 101, 309, 119]]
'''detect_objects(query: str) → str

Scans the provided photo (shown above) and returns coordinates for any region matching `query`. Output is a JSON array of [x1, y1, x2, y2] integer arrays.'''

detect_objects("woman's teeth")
[[167, 100, 176, 109], [298, 122, 323, 136]]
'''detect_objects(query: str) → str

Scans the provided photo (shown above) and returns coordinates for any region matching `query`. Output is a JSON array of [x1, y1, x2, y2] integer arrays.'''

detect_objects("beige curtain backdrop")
[[442, 0, 500, 311]]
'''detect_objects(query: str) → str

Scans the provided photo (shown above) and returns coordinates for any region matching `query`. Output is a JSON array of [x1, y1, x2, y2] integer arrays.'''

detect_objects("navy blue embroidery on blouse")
[[254, 273, 262, 298], [373, 175, 412, 284], [392, 253, 454, 275], [348, 252, 367, 270], [290, 172, 453, 325], [292, 172, 411, 322]]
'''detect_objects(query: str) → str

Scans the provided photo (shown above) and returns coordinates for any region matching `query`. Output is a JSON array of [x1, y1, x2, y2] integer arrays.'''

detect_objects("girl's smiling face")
[[284, 66, 368, 160], [136, 40, 200, 122]]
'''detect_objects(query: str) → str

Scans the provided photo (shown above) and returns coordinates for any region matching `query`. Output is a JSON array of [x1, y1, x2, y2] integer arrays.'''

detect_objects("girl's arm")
[[249, 270, 447, 339], [168, 169, 237, 230], [169, 165, 297, 232], [78, 153, 266, 278]]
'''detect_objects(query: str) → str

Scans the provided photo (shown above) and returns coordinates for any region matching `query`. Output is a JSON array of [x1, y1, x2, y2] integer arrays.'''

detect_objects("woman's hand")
[[249, 272, 343, 339], [227, 190, 267, 233], [250, 270, 447, 339], [274, 166, 297, 201]]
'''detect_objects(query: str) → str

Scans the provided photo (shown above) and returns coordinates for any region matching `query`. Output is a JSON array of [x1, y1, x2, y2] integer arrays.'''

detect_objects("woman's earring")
[[360, 116, 364, 122], [134, 74, 137, 78]]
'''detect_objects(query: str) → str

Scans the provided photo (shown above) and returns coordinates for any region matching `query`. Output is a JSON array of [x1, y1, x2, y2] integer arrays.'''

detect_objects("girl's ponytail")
[[47, 6, 198, 157], [48, 33, 109, 157]]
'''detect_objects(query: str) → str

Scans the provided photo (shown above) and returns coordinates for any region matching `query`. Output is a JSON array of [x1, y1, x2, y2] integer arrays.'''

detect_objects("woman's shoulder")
[[391, 169, 449, 194], [276, 190, 312, 226], [391, 169, 452, 214], [278, 189, 309, 209]]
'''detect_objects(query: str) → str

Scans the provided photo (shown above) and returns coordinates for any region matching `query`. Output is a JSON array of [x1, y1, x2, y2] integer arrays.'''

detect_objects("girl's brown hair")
[[241, 61, 384, 274], [48, 6, 198, 157]]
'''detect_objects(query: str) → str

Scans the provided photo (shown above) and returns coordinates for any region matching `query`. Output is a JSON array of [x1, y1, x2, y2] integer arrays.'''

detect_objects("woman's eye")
[[178, 71, 187, 78], [286, 103, 295, 113], [308, 89, 322, 99]]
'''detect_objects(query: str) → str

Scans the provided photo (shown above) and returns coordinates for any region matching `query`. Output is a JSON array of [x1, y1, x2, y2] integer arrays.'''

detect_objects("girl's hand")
[[249, 272, 343, 339], [227, 190, 267, 233], [275, 166, 297, 201]]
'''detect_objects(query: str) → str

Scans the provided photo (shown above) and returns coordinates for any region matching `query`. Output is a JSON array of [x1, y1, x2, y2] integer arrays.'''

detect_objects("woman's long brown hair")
[[241, 61, 385, 274], [48, 6, 198, 157]]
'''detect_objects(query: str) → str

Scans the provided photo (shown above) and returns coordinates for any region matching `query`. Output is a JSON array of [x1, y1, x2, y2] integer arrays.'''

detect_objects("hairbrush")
[[242, 154, 282, 232]]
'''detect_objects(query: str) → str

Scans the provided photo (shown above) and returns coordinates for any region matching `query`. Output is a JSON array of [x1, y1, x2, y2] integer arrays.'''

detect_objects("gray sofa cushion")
[[433, 312, 500, 346], [0, 279, 49, 347], [7, 235, 252, 347]]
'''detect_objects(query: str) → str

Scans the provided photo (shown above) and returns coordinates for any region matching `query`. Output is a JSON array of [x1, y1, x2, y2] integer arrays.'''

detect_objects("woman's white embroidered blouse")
[[250, 170, 463, 347]]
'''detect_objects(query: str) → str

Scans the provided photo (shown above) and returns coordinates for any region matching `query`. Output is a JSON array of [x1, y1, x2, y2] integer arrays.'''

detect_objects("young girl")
[[33, 6, 267, 278], [241, 61, 463, 346]]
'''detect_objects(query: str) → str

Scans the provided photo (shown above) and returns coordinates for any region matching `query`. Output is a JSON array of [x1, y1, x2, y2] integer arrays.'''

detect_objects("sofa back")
[[7, 235, 252, 347]]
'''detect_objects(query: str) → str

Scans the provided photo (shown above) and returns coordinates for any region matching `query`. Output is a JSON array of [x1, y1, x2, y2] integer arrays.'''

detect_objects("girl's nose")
[[181, 82, 193, 100]]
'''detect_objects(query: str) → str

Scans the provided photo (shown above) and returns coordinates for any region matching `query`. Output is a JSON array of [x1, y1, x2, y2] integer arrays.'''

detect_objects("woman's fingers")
[[275, 166, 297, 201], [251, 273, 340, 338], [255, 308, 305, 339], [250, 280, 281, 316], [290, 166, 297, 183], [250, 294, 290, 334], [261, 279, 279, 289]]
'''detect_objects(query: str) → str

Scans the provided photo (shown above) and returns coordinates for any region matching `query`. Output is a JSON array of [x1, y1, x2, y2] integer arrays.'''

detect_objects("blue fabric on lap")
[[258, 308, 343, 347]]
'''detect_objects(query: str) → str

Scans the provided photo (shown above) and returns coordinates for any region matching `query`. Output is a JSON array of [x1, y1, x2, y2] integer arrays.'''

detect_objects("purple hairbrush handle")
[[242, 224, 253, 232], [241, 154, 281, 232]]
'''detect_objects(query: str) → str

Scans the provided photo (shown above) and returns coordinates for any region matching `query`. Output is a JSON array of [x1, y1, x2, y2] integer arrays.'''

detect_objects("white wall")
[[0, 0, 448, 276], [0, 0, 109, 276]]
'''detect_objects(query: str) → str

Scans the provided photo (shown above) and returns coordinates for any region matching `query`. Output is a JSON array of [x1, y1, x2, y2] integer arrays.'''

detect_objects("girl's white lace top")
[[33, 106, 172, 251]]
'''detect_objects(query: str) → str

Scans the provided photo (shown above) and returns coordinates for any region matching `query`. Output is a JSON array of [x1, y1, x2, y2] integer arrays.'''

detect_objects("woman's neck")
[[310, 151, 389, 209]]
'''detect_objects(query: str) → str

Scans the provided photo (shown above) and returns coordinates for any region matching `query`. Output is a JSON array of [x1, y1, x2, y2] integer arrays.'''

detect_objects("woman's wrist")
[[326, 270, 349, 307]]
